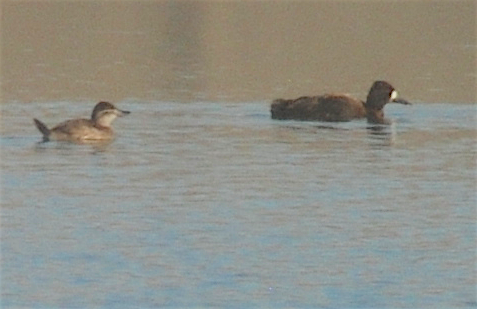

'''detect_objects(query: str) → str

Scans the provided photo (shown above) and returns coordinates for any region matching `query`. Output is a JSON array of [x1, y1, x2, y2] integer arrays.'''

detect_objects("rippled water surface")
[[2, 1, 476, 307], [1, 100, 476, 308]]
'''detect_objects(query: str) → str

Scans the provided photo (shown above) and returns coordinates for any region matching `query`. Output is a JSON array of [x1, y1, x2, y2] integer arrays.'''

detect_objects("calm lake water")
[[1, 100, 476, 308], [1, 1, 476, 308]]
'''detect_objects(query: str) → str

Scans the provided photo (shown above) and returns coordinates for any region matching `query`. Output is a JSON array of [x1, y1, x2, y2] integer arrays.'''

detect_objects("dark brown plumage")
[[271, 81, 410, 124]]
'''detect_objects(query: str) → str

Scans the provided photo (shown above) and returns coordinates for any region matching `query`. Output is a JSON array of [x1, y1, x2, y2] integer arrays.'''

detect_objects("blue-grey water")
[[1, 100, 476, 308], [2, 0, 476, 307]]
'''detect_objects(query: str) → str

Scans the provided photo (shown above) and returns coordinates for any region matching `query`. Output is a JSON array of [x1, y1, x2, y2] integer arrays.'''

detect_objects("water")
[[1, 100, 476, 308], [2, 1, 476, 307]]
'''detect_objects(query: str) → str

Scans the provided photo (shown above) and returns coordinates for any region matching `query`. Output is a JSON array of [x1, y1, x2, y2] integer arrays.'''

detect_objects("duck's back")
[[51, 119, 112, 141], [271, 94, 365, 122]]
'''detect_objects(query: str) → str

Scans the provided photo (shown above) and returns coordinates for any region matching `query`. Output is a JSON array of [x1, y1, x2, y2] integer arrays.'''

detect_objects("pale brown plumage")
[[33, 101, 130, 142]]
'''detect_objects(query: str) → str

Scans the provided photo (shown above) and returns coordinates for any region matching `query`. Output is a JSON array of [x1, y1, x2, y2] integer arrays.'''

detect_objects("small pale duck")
[[33, 101, 130, 142], [271, 81, 410, 124]]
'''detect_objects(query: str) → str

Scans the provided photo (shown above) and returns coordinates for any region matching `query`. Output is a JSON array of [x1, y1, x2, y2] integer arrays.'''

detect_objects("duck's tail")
[[33, 118, 50, 142], [270, 99, 289, 120]]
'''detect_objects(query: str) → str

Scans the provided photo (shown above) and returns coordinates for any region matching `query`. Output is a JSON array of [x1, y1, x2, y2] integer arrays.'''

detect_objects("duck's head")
[[91, 101, 130, 127], [365, 81, 411, 124]]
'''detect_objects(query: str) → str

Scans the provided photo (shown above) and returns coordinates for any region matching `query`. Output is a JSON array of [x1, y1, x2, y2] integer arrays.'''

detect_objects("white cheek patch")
[[96, 111, 118, 127], [391, 90, 398, 100]]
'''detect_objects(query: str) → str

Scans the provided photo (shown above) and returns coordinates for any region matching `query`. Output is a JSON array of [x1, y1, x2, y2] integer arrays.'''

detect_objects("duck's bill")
[[391, 98, 411, 105], [118, 109, 131, 116]]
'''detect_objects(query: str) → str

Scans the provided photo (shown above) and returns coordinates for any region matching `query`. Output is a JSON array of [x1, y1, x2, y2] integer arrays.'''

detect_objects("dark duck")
[[271, 81, 411, 124]]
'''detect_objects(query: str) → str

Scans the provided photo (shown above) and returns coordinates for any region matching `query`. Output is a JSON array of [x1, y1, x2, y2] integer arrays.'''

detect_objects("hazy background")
[[1, 2, 476, 308], [1, 0, 476, 104]]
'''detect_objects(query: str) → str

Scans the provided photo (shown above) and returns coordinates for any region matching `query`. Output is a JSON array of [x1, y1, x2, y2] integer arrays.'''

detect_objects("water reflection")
[[33, 139, 113, 154], [366, 124, 396, 147], [281, 124, 352, 132]]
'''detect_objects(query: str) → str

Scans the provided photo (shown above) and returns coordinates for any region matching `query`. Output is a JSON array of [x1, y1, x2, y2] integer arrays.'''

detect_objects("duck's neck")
[[93, 114, 117, 128], [366, 109, 389, 124]]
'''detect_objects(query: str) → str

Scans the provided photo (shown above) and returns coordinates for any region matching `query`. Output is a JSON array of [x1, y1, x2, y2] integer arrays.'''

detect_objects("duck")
[[271, 81, 410, 124], [33, 101, 130, 142]]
